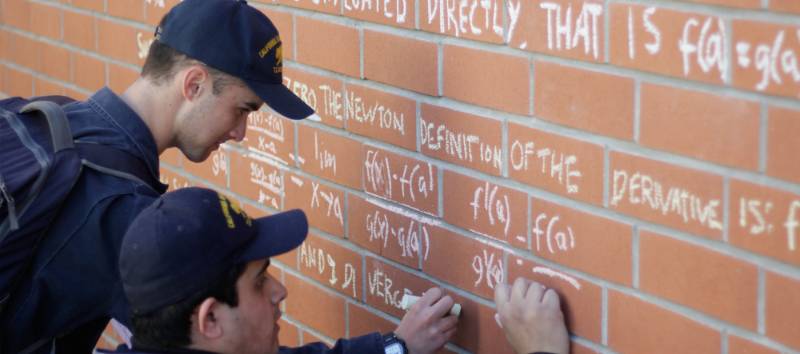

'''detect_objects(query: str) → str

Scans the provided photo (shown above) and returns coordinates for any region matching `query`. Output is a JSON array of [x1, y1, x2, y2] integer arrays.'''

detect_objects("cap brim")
[[238, 209, 308, 262], [247, 80, 315, 120]]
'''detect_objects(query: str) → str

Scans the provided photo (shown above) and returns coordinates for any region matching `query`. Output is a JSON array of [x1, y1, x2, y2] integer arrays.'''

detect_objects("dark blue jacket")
[[0, 88, 167, 354], [95, 332, 385, 354]]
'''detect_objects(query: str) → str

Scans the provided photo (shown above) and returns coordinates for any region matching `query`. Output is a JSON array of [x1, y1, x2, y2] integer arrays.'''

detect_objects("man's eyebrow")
[[255, 259, 270, 278], [243, 101, 261, 111]]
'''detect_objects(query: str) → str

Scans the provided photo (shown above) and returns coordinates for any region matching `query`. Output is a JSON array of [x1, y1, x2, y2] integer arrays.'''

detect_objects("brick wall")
[[2, 0, 799, 353]]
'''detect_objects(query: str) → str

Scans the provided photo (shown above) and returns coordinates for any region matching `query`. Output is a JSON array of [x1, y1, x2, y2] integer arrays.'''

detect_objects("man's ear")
[[181, 65, 209, 102], [195, 297, 224, 340]]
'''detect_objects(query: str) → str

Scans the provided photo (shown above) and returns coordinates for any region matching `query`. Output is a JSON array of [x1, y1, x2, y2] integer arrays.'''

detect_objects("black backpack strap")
[[75, 143, 166, 194]]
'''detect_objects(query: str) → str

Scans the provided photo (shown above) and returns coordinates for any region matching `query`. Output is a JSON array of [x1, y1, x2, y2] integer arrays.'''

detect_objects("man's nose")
[[229, 118, 247, 142]]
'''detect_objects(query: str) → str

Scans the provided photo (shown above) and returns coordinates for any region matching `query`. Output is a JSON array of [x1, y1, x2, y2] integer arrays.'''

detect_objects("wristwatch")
[[382, 332, 408, 354]]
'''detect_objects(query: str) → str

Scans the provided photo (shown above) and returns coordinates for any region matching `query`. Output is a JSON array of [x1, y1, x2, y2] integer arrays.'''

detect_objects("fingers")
[[494, 282, 511, 309], [542, 288, 561, 309], [510, 277, 530, 305], [525, 280, 546, 305], [430, 293, 455, 318]]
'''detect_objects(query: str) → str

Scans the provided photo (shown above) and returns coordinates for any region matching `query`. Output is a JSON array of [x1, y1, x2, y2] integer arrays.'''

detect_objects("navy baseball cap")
[[120, 187, 308, 315], [155, 0, 314, 120]]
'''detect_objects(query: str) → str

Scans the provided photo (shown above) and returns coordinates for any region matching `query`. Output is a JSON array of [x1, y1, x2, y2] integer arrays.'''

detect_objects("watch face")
[[385, 342, 405, 354]]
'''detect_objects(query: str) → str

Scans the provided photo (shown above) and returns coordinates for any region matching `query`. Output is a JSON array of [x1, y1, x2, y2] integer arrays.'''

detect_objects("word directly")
[[299, 242, 358, 297], [425, 0, 520, 41], [611, 170, 722, 231]]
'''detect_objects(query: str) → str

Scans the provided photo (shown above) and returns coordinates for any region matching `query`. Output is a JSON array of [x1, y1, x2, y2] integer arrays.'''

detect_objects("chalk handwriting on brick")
[[425, 0, 520, 42], [284, 76, 319, 112], [319, 85, 344, 121], [345, 0, 408, 24], [364, 149, 435, 203], [626, 7, 661, 60], [145, 0, 166, 7], [532, 213, 575, 254], [529, 264, 581, 290], [470, 181, 511, 236], [300, 242, 358, 297], [211, 151, 227, 177], [510, 139, 581, 194], [346, 90, 406, 136], [539, 1, 602, 58], [312, 131, 337, 176], [310, 181, 344, 226], [735, 30, 800, 93], [739, 198, 800, 251], [368, 268, 411, 309], [421, 119, 502, 171], [472, 249, 503, 289], [137, 33, 154, 60], [611, 170, 722, 231], [366, 209, 431, 260]]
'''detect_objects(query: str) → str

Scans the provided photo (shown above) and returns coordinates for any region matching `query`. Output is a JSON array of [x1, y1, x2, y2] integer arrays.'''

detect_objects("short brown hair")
[[141, 40, 241, 95]]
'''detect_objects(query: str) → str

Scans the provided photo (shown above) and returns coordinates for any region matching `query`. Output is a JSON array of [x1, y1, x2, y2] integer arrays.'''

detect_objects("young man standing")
[[0, 1, 323, 353], [103, 187, 459, 354]]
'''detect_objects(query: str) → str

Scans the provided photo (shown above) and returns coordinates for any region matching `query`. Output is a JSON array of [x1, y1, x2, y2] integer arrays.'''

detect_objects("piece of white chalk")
[[494, 313, 503, 329], [400, 294, 462, 317]]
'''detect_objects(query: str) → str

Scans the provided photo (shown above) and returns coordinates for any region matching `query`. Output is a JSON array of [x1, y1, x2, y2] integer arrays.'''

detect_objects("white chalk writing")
[[345, 90, 406, 136], [421, 119, 501, 171], [310, 181, 344, 225], [345, 0, 408, 24], [364, 149, 435, 204], [472, 249, 503, 289], [470, 182, 511, 236], [300, 242, 358, 297], [532, 213, 575, 254], [539, 1, 602, 59], [510, 139, 581, 194], [735, 30, 800, 93], [366, 209, 431, 260], [368, 268, 412, 309]]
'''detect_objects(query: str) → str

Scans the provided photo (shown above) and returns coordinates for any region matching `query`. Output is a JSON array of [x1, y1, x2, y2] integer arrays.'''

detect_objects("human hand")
[[395, 287, 459, 354], [494, 277, 569, 354]]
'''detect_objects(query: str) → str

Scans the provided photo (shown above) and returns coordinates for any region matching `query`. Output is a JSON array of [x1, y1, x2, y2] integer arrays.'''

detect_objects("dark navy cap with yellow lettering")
[[155, 0, 314, 120], [120, 187, 308, 315]]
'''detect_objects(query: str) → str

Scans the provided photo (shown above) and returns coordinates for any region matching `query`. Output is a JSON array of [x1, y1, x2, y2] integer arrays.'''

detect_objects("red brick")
[[508, 123, 604, 205], [229, 151, 284, 210], [420, 104, 503, 176], [297, 125, 362, 189], [364, 31, 438, 96], [244, 109, 296, 165], [63, 10, 96, 51], [0, 30, 7, 61], [443, 45, 528, 115], [301, 330, 333, 346], [640, 230, 758, 329], [297, 233, 362, 299], [535, 61, 633, 140], [531, 197, 632, 285], [278, 319, 301, 348], [34, 78, 66, 96], [365, 256, 436, 318], [609, 4, 728, 85], [276, 0, 340, 15], [159, 147, 183, 167], [3, 65, 33, 97], [640, 83, 760, 170], [285, 173, 345, 237], [767, 106, 800, 184], [158, 167, 193, 191], [729, 179, 800, 267], [283, 67, 345, 128], [420, 0, 506, 44], [70, 0, 105, 12], [261, 8, 293, 61], [508, 256, 602, 343], [3, 0, 30, 30], [97, 19, 147, 66], [107, 0, 145, 21], [442, 171, 527, 247], [296, 18, 359, 78], [72, 52, 106, 91], [40, 44, 71, 82], [766, 271, 800, 350], [608, 291, 721, 354], [108, 63, 139, 94], [348, 302, 396, 337], [770, 0, 800, 14], [30, 3, 61, 40], [363, 146, 439, 215], [422, 226, 504, 300], [347, 194, 429, 269], [729, 336, 781, 354], [144, 0, 181, 26], [9, 34, 40, 72], [683, 0, 759, 8], [284, 273, 347, 339], [609, 152, 724, 239], [510, 0, 605, 62], [447, 291, 515, 354], [732, 20, 800, 99], [344, 0, 413, 28], [183, 149, 228, 188], [344, 83, 416, 151]]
